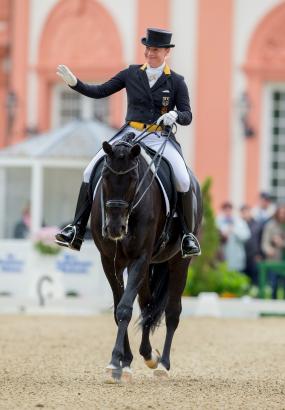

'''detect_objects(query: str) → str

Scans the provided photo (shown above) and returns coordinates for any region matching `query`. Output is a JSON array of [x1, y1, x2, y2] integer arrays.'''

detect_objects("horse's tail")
[[140, 262, 169, 332]]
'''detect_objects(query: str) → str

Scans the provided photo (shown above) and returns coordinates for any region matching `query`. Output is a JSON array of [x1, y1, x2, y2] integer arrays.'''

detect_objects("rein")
[[101, 125, 173, 237], [130, 124, 176, 210]]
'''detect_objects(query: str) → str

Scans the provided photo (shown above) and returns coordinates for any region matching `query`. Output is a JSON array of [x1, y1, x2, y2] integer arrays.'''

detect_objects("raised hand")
[[56, 65, 77, 87]]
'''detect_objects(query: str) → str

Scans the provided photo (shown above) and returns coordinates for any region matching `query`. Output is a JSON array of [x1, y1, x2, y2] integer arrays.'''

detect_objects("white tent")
[[0, 120, 116, 308], [0, 120, 117, 237]]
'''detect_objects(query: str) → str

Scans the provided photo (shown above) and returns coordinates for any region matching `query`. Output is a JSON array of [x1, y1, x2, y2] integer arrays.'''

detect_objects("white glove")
[[56, 65, 77, 87], [156, 110, 178, 126]]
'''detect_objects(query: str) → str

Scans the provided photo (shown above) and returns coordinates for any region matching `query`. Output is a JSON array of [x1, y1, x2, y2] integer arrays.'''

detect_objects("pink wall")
[[0, 0, 9, 20], [9, 0, 29, 144], [0, 86, 6, 147], [0, 0, 9, 147], [244, 2, 285, 204], [0, 0, 29, 146], [37, 0, 125, 131], [136, 0, 170, 63], [195, 0, 233, 210]]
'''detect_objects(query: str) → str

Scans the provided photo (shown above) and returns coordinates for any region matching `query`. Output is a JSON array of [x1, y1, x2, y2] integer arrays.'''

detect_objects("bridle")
[[101, 141, 140, 236], [103, 161, 139, 211], [103, 161, 138, 177], [101, 126, 173, 238]]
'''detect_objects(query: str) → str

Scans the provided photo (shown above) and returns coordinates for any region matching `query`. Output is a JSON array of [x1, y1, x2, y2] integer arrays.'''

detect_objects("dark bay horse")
[[91, 138, 202, 383]]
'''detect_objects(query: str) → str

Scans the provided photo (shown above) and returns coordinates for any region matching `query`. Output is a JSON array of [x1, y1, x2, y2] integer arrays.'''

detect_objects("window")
[[0, 167, 31, 239], [269, 89, 285, 200], [52, 84, 110, 127], [43, 168, 83, 228], [59, 91, 81, 125], [92, 98, 110, 123]]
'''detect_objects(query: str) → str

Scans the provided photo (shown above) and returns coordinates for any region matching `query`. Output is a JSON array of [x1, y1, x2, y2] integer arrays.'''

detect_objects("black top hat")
[[141, 28, 175, 48]]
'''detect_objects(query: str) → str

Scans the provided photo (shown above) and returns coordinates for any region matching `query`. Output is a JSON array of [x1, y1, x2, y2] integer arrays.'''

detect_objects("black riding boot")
[[55, 182, 91, 251], [177, 191, 201, 258]]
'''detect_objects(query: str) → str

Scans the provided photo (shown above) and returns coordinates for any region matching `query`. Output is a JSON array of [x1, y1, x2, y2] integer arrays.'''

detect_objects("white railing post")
[[31, 161, 43, 235]]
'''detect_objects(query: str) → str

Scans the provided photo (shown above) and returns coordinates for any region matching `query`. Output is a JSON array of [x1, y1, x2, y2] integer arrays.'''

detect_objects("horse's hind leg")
[[140, 325, 161, 369], [154, 255, 189, 377], [138, 283, 160, 369]]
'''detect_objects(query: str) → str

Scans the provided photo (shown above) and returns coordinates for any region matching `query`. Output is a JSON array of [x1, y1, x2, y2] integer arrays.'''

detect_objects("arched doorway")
[[244, 2, 285, 203], [37, 0, 124, 132]]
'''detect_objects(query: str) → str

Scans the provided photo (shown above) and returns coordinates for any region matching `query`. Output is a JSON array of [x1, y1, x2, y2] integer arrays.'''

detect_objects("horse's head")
[[102, 141, 141, 241]]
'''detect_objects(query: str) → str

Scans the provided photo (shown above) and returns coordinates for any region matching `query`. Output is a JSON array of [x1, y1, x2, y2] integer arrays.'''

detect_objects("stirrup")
[[55, 224, 83, 251], [181, 233, 201, 258], [54, 239, 70, 249], [69, 225, 85, 251]]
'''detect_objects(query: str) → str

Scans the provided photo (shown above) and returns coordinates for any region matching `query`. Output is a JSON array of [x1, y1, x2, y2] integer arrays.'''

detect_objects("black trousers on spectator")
[[268, 270, 285, 299]]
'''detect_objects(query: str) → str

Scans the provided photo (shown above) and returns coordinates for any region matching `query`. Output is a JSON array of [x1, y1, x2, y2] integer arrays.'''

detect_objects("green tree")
[[184, 177, 250, 296]]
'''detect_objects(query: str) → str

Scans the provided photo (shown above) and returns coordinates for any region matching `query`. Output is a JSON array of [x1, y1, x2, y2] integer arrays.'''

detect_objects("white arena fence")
[[0, 239, 113, 314]]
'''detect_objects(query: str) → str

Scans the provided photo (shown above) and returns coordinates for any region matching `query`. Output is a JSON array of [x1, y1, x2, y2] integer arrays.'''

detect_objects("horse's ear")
[[102, 141, 113, 157], [130, 144, 141, 158]]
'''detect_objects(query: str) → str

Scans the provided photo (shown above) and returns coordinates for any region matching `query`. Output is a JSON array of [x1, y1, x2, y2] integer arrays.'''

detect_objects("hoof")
[[153, 363, 169, 378], [121, 366, 133, 383], [144, 349, 161, 369], [105, 364, 123, 384]]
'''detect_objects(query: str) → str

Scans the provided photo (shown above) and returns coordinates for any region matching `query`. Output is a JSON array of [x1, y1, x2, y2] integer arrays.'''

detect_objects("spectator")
[[13, 206, 31, 239], [261, 203, 285, 299], [240, 205, 261, 284], [252, 192, 276, 224], [216, 202, 251, 272], [252, 192, 277, 261]]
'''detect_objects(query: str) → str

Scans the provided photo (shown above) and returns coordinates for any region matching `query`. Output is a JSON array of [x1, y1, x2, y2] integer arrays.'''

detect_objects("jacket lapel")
[[137, 63, 171, 97], [150, 73, 168, 92], [138, 64, 153, 100]]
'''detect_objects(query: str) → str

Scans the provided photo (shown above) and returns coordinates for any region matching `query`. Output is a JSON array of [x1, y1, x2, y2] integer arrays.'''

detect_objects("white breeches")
[[83, 126, 190, 192]]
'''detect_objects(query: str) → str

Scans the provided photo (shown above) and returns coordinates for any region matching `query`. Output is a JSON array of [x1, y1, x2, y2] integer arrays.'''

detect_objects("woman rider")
[[55, 28, 201, 257]]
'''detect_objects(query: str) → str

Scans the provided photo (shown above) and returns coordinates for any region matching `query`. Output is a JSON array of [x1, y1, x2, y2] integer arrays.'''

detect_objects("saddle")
[[141, 144, 201, 236], [139, 144, 178, 253]]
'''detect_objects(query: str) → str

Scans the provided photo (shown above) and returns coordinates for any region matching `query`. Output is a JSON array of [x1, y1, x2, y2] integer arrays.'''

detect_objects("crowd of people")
[[216, 192, 285, 298]]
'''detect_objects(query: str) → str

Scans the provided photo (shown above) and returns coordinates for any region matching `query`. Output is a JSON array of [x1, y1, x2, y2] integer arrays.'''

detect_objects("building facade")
[[0, 0, 285, 209]]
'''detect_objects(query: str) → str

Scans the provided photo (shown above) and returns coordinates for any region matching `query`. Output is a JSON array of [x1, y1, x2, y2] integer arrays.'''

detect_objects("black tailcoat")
[[70, 64, 192, 126]]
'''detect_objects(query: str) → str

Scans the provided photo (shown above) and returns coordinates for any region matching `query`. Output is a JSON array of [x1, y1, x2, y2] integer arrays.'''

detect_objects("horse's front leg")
[[109, 254, 149, 380], [101, 256, 133, 382]]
